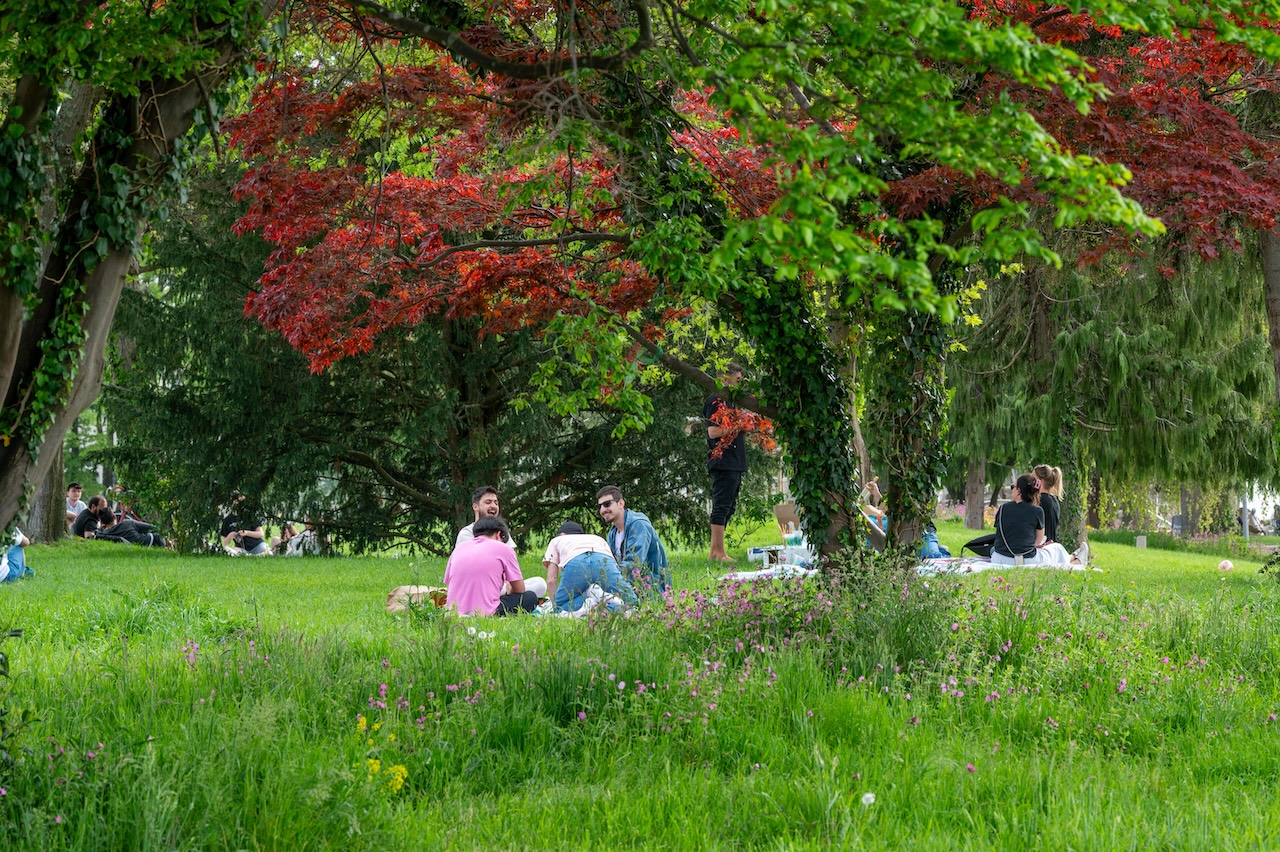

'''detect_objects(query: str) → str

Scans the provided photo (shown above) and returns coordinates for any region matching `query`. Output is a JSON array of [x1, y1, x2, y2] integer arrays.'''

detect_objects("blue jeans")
[[555, 552, 637, 612], [2, 544, 29, 582]]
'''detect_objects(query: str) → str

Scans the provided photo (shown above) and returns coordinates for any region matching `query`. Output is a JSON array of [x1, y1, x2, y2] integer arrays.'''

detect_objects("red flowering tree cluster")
[[226, 0, 1280, 555]]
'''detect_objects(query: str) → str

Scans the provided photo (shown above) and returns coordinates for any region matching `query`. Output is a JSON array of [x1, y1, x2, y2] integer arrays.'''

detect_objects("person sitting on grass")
[[0, 527, 33, 582], [991, 474, 1077, 566], [93, 508, 169, 548], [597, 485, 670, 597], [444, 517, 537, 616], [542, 521, 637, 613], [71, 495, 109, 538], [221, 493, 269, 555]]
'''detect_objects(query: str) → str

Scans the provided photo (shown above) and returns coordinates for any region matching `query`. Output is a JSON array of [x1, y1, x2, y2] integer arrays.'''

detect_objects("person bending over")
[[444, 517, 537, 616], [542, 521, 637, 613], [72, 495, 108, 538], [94, 508, 168, 548]]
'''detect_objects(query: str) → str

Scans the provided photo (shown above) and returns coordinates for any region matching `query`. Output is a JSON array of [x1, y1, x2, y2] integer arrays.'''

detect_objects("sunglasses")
[[597, 499, 615, 509]]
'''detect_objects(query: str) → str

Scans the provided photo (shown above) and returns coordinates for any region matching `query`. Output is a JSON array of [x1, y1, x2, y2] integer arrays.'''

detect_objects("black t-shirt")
[[71, 508, 99, 538], [220, 513, 260, 547], [705, 393, 747, 472], [1040, 493, 1061, 542], [993, 501, 1044, 558]]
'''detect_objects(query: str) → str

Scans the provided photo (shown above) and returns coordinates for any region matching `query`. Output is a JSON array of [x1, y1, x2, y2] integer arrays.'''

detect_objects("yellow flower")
[[387, 734, 396, 742], [372, 721, 382, 732], [356, 715, 367, 733], [386, 764, 408, 793], [366, 758, 381, 779]]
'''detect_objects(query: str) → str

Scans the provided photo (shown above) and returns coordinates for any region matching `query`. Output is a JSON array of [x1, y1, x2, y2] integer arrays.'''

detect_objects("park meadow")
[[2, 522, 1279, 850]]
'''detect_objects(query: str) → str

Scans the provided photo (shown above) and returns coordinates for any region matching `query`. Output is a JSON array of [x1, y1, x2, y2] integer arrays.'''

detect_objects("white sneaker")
[[1072, 542, 1090, 567]]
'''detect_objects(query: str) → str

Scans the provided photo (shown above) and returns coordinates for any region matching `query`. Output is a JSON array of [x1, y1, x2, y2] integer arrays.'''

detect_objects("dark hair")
[[472, 516, 510, 541], [725, 362, 745, 376], [68, 482, 83, 490], [557, 521, 585, 535], [87, 495, 107, 510], [1014, 474, 1040, 505], [595, 485, 623, 503], [471, 485, 499, 505], [95, 506, 116, 526]]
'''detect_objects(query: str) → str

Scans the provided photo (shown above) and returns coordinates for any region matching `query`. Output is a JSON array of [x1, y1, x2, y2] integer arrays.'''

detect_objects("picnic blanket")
[[721, 558, 1093, 584]]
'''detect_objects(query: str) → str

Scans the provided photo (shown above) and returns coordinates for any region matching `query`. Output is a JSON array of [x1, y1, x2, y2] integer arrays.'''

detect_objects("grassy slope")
[[0, 526, 1278, 849]]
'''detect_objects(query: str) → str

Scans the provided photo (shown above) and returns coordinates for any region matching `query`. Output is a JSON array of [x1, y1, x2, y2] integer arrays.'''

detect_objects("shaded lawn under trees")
[[1, 530, 1279, 847]]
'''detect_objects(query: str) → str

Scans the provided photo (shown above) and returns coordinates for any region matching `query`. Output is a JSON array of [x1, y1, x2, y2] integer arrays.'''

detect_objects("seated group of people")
[[442, 484, 669, 617], [220, 493, 321, 556], [991, 465, 1086, 566], [68, 487, 168, 548]]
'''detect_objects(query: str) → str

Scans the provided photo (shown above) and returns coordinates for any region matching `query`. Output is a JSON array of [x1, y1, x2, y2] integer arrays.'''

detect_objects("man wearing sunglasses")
[[596, 485, 669, 597], [444, 517, 537, 615]]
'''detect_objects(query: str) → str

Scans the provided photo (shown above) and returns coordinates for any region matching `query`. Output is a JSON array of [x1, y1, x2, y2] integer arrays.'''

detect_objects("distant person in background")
[[1032, 464, 1063, 543], [444, 517, 536, 615], [705, 364, 747, 561], [65, 483, 86, 529], [72, 495, 109, 538], [285, 520, 324, 556], [221, 493, 269, 555], [0, 528, 33, 582], [94, 508, 168, 548], [455, 486, 518, 552]]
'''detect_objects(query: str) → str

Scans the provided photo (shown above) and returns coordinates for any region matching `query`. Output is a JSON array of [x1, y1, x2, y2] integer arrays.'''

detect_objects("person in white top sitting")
[[455, 486, 517, 551], [542, 521, 637, 612], [65, 483, 87, 530]]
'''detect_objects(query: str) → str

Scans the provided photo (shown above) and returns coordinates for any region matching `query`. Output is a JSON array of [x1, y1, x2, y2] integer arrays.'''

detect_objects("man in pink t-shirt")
[[444, 517, 537, 616]]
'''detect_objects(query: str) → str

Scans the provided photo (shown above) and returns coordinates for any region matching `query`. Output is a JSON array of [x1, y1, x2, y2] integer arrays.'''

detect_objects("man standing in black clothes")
[[705, 363, 747, 562]]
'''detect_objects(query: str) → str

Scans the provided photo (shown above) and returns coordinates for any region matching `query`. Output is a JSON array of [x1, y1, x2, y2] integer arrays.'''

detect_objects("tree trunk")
[[1056, 425, 1086, 552], [1261, 229, 1280, 404], [964, 457, 986, 529], [0, 26, 261, 533], [1086, 465, 1102, 528], [25, 445, 66, 543], [732, 280, 864, 558]]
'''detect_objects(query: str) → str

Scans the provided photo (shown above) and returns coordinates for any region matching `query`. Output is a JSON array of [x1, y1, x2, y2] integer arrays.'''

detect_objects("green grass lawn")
[[2, 526, 1279, 849]]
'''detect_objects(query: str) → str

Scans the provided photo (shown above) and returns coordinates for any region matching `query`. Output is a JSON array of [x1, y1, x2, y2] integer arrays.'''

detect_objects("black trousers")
[[709, 468, 745, 526], [495, 590, 538, 615]]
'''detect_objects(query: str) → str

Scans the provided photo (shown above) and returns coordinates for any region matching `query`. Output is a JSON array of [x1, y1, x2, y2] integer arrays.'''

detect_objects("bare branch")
[[406, 231, 632, 268], [344, 0, 655, 80]]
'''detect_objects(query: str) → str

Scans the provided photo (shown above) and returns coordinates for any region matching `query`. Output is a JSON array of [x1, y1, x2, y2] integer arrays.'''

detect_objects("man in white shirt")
[[455, 486, 517, 551], [65, 483, 87, 529]]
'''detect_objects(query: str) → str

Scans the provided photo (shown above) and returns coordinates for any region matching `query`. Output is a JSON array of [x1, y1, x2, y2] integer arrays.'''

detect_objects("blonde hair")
[[1033, 464, 1063, 498]]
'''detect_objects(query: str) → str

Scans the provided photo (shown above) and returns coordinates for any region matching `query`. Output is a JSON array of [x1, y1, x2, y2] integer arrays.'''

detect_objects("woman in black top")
[[1033, 464, 1062, 543], [992, 474, 1071, 565]]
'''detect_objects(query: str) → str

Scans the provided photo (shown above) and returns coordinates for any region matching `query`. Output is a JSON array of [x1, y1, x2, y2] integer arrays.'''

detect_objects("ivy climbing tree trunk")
[[733, 282, 867, 557], [1056, 422, 1086, 553], [870, 306, 950, 550], [0, 3, 272, 533]]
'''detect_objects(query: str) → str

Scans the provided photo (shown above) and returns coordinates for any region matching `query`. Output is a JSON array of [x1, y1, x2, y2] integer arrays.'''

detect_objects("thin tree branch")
[[344, 0, 655, 80]]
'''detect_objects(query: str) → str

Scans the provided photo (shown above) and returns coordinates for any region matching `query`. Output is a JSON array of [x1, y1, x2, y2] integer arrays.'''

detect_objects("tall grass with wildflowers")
[[0, 539, 1278, 847]]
